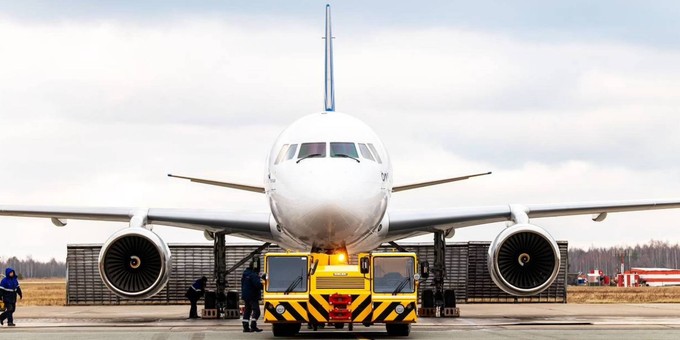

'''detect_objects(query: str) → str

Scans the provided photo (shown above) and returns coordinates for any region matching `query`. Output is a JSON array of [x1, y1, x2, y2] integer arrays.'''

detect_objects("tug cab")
[[263, 251, 419, 336]]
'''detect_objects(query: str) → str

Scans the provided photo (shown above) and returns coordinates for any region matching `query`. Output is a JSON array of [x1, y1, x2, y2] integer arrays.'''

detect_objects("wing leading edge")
[[4, 199, 680, 248], [0, 205, 273, 242], [167, 174, 265, 193], [386, 199, 680, 241]]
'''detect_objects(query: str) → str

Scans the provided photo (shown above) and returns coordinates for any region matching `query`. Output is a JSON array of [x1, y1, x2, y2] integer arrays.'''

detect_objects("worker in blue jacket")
[[241, 262, 263, 332], [185, 276, 207, 319], [0, 268, 22, 327]]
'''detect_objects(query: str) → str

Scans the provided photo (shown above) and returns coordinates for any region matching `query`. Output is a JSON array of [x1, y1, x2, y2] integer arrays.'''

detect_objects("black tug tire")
[[273, 323, 301, 337], [386, 323, 411, 336]]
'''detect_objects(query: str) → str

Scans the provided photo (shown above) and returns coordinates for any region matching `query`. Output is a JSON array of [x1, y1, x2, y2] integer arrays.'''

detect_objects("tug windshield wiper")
[[334, 153, 360, 163], [284, 275, 303, 295], [296, 153, 323, 163], [392, 276, 411, 295]]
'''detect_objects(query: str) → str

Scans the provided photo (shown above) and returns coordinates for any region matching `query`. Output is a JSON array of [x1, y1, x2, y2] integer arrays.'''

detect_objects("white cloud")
[[1, 16, 679, 260]]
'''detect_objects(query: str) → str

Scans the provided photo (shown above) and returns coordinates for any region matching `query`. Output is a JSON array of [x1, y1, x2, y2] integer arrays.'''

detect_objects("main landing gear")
[[417, 230, 459, 318], [212, 231, 270, 318]]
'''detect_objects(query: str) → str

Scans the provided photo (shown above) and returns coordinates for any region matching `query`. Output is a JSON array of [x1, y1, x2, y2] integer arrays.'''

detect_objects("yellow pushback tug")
[[263, 251, 420, 336]]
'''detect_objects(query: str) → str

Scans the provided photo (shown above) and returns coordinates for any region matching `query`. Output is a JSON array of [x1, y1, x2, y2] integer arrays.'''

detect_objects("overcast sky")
[[1, 1, 680, 261]]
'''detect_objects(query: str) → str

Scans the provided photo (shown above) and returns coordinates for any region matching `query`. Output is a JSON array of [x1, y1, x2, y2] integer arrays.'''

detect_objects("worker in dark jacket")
[[0, 268, 22, 327], [186, 276, 207, 319], [241, 262, 263, 332]]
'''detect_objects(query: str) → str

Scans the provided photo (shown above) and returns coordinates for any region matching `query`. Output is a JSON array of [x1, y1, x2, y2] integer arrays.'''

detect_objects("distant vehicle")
[[631, 268, 680, 287]]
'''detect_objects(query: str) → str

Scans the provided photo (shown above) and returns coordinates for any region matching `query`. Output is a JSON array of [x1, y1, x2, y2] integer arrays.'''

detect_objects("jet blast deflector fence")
[[66, 241, 567, 305]]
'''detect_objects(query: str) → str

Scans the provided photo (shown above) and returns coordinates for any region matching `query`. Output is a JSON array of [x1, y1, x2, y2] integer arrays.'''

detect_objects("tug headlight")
[[275, 304, 286, 315], [395, 304, 405, 314]]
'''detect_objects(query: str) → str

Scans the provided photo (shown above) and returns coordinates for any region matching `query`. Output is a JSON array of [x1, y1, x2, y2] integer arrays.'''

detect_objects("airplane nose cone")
[[270, 161, 386, 250]]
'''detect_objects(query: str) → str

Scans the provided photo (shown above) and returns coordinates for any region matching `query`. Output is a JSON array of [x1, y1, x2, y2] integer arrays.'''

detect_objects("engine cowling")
[[98, 228, 172, 299], [488, 223, 560, 296]]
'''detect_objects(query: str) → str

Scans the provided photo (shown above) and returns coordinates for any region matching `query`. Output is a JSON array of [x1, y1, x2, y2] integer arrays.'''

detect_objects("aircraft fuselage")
[[265, 112, 393, 253]]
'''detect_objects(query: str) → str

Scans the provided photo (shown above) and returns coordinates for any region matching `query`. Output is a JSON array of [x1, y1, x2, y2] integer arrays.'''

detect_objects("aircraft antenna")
[[324, 4, 335, 112]]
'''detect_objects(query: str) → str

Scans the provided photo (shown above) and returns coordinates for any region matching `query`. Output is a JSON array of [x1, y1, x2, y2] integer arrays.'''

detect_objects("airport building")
[[66, 241, 568, 305]]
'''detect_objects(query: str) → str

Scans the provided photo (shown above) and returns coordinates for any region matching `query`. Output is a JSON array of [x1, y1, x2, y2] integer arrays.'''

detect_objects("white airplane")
[[2, 4, 680, 301]]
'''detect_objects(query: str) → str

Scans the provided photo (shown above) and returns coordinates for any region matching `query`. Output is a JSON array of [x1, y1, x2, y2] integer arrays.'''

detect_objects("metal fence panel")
[[66, 241, 566, 305], [464, 241, 568, 303]]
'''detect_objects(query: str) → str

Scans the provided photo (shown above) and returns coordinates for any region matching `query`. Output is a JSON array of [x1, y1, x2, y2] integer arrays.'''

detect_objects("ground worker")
[[241, 262, 263, 332], [186, 276, 207, 319], [0, 268, 22, 327]]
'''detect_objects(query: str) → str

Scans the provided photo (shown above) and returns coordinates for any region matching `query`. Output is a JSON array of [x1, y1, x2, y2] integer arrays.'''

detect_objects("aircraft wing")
[[386, 199, 680, 240], [0, 205, 273, 241]]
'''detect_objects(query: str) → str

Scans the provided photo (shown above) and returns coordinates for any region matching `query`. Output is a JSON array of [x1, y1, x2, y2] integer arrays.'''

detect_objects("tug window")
[[266, 257, 308, 293], [373, 257, 414, 293]]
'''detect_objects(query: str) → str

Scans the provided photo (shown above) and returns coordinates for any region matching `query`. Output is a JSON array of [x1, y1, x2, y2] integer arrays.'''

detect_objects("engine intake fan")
[[488, 224, 560, 296], [98, 227, 171, 299]]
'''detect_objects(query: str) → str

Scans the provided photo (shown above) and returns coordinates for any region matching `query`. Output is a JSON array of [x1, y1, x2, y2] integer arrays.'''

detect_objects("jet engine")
[[488, 223, 560, 296], [98, 227, 171, 299]]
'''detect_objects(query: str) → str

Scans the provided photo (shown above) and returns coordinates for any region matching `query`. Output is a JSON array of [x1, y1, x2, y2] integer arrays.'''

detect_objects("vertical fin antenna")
[[324, 4, 335, 112]]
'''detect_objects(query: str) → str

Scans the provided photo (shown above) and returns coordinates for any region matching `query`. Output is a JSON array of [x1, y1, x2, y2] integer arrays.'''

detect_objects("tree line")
[[568, 240, 680, 276], [2, 239, 680, 279], [0, 257, 66, 278]]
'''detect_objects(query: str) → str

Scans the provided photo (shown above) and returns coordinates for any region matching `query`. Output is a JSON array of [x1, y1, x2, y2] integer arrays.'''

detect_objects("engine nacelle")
[[98, 227, 172, 299], [488, 223, 560, 296]]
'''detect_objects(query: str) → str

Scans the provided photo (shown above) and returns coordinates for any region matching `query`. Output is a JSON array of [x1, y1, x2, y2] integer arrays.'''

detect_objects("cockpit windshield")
[[330, 142, 358, 158], [298, 142, 326, 160], [358, 143, 375, 161], [274, 144, 290, 165], [367, 143, 382, 164], [275, 144, 299, 164], [285, 144, 298, 161], [291, 142, 380, 163]]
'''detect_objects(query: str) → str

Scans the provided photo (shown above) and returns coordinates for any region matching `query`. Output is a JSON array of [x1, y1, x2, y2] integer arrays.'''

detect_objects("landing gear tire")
[[444, 289, 456, 308], [422, 289, 435, 308], [386, 323, 411, 336]]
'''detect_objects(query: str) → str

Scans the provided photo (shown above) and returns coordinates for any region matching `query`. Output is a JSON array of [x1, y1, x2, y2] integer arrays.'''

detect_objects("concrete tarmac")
[[2, 304, 680, 339]]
